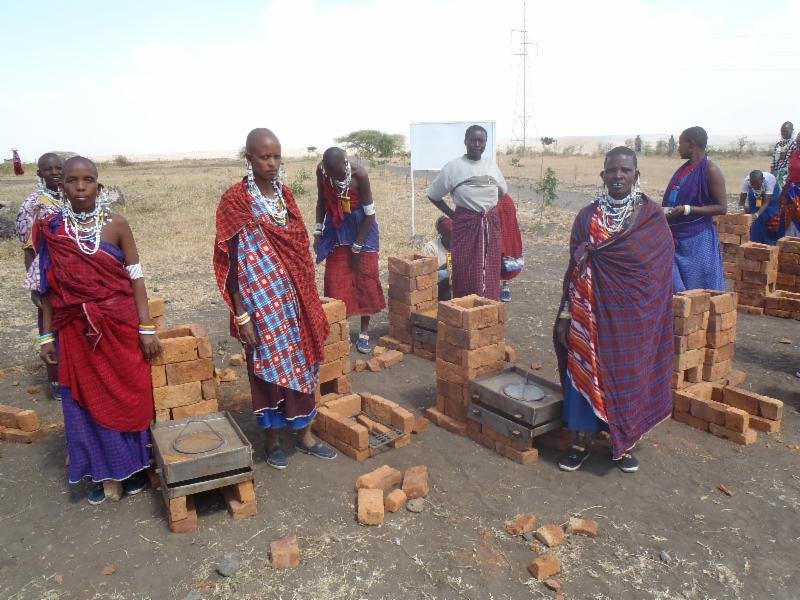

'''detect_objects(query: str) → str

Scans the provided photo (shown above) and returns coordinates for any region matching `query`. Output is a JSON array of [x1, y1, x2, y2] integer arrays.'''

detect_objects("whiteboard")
[[410, 121, 496, 171]]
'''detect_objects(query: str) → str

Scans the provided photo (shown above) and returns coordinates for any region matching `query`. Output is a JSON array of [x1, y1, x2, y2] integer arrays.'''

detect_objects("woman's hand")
[[40, 341, 57, 365], [238, 320, 257, 347], [667, 206, 685, 219], [140, 334, 162, 361], [556, 318, 571, 348]]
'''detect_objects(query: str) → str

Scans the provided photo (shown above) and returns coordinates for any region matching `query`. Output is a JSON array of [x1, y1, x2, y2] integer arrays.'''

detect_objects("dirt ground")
[[1, 176, 799, 600]]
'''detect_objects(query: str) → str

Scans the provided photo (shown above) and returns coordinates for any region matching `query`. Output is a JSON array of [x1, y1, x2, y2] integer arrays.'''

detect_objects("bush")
[[335, 130, 405, 158], [536, 167, 559, 208], [113, 155, 132, 167]]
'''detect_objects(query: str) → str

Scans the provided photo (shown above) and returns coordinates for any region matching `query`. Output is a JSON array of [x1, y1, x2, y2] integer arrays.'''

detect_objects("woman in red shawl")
[[12, 148, 24, 175], [36, 156, 161, 505], [214, 128, 336, 470]]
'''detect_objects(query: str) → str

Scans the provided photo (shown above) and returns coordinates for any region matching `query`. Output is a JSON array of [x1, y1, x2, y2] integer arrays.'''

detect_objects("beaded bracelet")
[[235, 312, 251, 326], [558, 311, 572, 320], [38, 333, 55, 346], [138, 329, 157, 335], [138, 324, 156, 330], [351, 243, 363, 254]]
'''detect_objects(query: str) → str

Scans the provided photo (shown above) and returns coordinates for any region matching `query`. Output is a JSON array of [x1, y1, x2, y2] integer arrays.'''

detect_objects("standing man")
[[771, 121, 795, 186], [554, 147, 673, 473], [739, 170, 780, 245], [662, 126, 727, 292], [427, 125, 507, 301], [314, 147, 384, 354], [15, 153, 64, 399], [215, 128, 336, 470]]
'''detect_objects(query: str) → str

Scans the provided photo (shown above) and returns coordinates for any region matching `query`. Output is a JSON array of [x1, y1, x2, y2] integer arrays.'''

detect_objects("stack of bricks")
[[317, 297, 353, 398], [380, 253, 439, 354], [735, 242, 778, 314], [148, 297, 167, 330], [426, 295, 506, 431], [151, 324, 218, 422], [409, 307, 438, 360], [0, 405, 44, 443], [673, 382, 783, 445], [776, 236, 800, 293], [714, 214, 751, 281], [311, 392, 414, 461]]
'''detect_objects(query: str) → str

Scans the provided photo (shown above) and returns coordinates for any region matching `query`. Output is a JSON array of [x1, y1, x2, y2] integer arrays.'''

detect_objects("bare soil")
[[1, 192, 799, 600]]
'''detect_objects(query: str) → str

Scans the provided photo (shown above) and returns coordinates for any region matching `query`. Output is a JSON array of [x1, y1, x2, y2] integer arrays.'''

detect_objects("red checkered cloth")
[[323, 246, 386, 316], [451, 206, 502, 300], [214, 180, 329, 369], [34, 216, 153, 432], [498, 194, 523, 281]]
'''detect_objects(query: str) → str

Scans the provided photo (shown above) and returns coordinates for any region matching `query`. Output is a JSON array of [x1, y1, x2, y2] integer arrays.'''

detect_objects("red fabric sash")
[[322, 175, 360, 229], [35, 218, 153, 432], [214, 180, 329, 367]]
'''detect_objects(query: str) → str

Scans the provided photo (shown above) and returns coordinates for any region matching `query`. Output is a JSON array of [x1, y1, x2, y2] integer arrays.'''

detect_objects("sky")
[[2, 0, 800, 158]]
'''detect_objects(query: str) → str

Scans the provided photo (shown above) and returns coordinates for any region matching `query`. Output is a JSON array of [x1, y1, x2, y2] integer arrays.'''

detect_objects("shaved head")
[[245, 128, 279, 152], [63, 155, 98, 177], [37, 152, 62, 169], [322, 147, 346, 169]]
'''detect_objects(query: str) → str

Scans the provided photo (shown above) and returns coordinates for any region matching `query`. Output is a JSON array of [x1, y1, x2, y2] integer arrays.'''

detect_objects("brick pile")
[[311, 392, 415, 461], [734, 242, 778, 314], [356, 346, 405, 373], [379, 253, 438, 354], [148, 297, 167, 330], [673, 289, 743, 390], [317, 297, 353, 398], [151, 324, 218, 423], [715, 214, 751, 281], [673, 382, 784, 445], [776, 236, 800, 293], [355, 464, 429, 525], [164, 479, 257, 533], [0, 405, 44, 443]]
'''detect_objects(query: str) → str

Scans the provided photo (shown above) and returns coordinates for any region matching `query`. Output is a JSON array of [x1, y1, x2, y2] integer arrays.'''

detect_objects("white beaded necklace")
[[247, 162, 287, 227], [62, 191, 112, 255], [37, 182, 61, 203], [597, 188, 639, 234], [322, 160, 351, 198]]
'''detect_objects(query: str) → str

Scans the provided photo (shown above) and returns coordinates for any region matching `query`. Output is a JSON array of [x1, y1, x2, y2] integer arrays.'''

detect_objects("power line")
[[511, 0, 537, 150]]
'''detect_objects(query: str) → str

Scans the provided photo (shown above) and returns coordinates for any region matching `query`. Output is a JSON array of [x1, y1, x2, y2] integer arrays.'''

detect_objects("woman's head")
[[322, 147, 347, 180], [678, 126, 708, 159], [245, 128, 282, 182], [464, 125, 488, 161], [436, 215, 453, 248], [37, 153, 63, 190], [601, 147, 639, 200], [61, 156, 100, 212]]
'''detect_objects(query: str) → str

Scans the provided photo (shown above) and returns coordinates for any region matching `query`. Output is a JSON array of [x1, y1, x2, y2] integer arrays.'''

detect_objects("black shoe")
[[558, 445, 591, 472], [123, 472, 147, 495], [614, 452, 639, 473], [265, 446, 289, 470]]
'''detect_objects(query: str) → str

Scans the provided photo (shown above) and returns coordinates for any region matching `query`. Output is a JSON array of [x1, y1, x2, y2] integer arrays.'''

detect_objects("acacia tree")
[[335, 130, 405, 158]]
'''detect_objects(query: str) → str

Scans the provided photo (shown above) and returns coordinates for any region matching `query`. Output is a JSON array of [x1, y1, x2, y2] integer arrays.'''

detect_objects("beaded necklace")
[[597, 188, 640, 234], [322, 160, 352, 212], [247, 162, 287, 227], [37, 182, 61, 204], [61, 190, 112, 255]]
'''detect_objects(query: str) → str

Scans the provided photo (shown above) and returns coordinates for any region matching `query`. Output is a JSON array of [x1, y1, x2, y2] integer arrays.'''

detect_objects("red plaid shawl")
[[554, 197, 674, 458], [34, 216, 153, 432], [213, 180, 328, 368]]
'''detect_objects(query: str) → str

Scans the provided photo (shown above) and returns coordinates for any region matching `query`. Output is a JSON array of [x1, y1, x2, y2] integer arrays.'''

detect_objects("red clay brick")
[[320, 297, 347, 324], [390, 406, 415, 434], [702, 360, 732, 381], [318, 358, 345, 382], [721, 387, 760, 415], [748, 415, 781, 433], [528, 554, 561, 580], [168, 496, 198, 533], [673, 410, 709, 431], [676, 290, 711, 315], [412, 416, 429, 434], [388, 253, 438, 277], [499, 444, 539, 465], [165, 358, 214, 386], [0, 404, 22, 428], [390, 433, 411, 449], [270, 536, 301, 569], [415, 271, 438, 290], [535, 524, 566, 548], [356, 465, 403, 492], [708, 310, 737, 332], [673, 348, 704, 371], [567, 517, 599, 537], [673, 314, 704, 335], [402, 465, 430, 499], [724, 407, 749, 433], [200, 378, 219, 400], [14, 410, 39, 432], [758, 396, 784, 420], [505, 513, 536, 535], [361, 393, 396, 424], [152, 365, 167, 388], [324, 321, 343, 344], [672, 295, 692, 318], [388, 284, 436, 305], [707, 291, 736, 315], [439, 295, 500, 330], [154, 409, 170, 422], [1, 427, 45, 443], [708, 423, 757, 445], [147, 297, 166, 318], [151, 336, 199, 365], [323, 340, 350, 363], [385, 489, 407, 512], [389, 271, 417, 292], [325, 393, 363, 418], [221, 485, 258, 519], [357, 488, 385, 525], [153, 381, 203, 410], [376, 349, 404, 368], [441, 322, 505, 350], [326, 413, 369, 449], [170, 398, 218, 419], [703, 344, 735, 365]]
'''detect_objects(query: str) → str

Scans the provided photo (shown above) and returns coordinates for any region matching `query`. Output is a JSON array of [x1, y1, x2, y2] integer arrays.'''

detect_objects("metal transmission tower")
[[511, 0, 537, 151]]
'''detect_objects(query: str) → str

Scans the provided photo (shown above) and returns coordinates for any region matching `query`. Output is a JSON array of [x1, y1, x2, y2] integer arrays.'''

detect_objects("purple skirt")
[[62, 386, 151, 484]]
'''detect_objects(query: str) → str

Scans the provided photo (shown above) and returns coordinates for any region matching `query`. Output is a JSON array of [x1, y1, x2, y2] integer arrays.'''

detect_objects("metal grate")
[[354, 411, 405, 449]]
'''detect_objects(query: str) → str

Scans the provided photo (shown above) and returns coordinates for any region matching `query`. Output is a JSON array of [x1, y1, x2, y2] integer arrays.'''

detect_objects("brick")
[[721, 387, 760, 415], [707, 291, 736, 314], [702, 400, 730, 426], [708, 423, 757, 445], [413, 345, 435, 360], [388, 325, 412, 344], [672, 295, 692, 318], [357, 488, 384, 525], [388, 284, 436, 305], [320, 297, 347, 324], [438, 341, 505, 370], [388, 253, 437, 277], [151, 336, 199, 365], [356, 413, 391, 435], [170, 398, 218, 419], [196, 335, 213, 360], [14, 410, 39, 432], [437, 379, 471, 404], [376, 349, 404, 368], [676, 290, 711, 315], [0, 404, 22, 428], [673, 348, 703, 371], [323, 340, 350, 363], [318, 358, 345, 382], [390, 433, 411, 449], [388, 271, 416, 292], [390, 406, 415, 434], [702, 359, 732, 381], [168, 496, 188, 521], [151, 365, 167, 388], [201, 378, 219, 400], [154, 409, 170, 422], [165, 358, 214, 386], [534, 524, 566, 548], [671, 370, 687, 389], [442, 394, 467, 421], [361, 393, 397, 424], [436, 357, 504, 386], [672, 389, 692, 413], [385, 489, 407, 512], [759, 396, 783, 420], [402, 465, 429, 499], [440, 322, 505, 350], [167, 496, 198, 533], [415, 271, 438, 290], [318, 376, 352, 396], [314, 427, 370, 461], [742, 242, 777, 261], [354, 359, 366, 372], [148, 297, 166, 318], [326, 393, 363, 418], [222, 484, 258, 519], [673, 410, 709, 431], [673, 313, 704, 335], [706, 327, 736, 348], [325, 412, 369, 449], [703, 344, 734, 365], [153, 380, 203, 410], [499, 444, 539, 464], [356, 465, 402, 492], [324, 321, 343, 344], [1, 427, 45, 443], [412, 416, 429, 433], [505, 513, 537, 535], [738, 305, 765, 314], [708, 310, 737, 332], [748, 415, 781, 433], [673, 329, 706, 352], [270, 536, 301, 569], [689, 397, 710, 420], [387, 300, 412, 320], [438, 295, 500, 330], [566, 517, 599, 537], [528, 554, 561, 581]]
